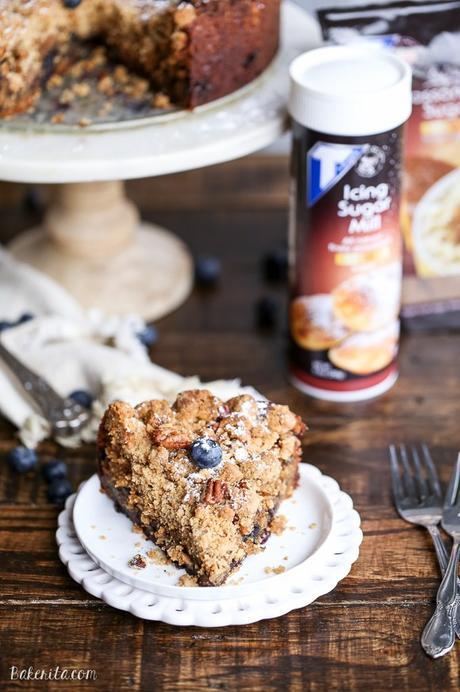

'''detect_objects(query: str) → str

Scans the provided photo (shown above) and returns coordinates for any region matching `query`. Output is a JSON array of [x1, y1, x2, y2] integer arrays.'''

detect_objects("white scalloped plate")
[[57, 464, 362, 626]]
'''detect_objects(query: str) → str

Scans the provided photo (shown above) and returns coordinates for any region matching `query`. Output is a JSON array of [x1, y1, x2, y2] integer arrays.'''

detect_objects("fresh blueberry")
[[195, 257, 221, 287], [17, 312, 35, 325], [0, 320, 14, 332], [263, 248, 288, 282], [42, 459, 68, 483], [256, 296, 279, 329], [136, 325, 158, 348], [23, 187, 44, 213], [7, 446, 38, 474], [63, 0, 82, 8], [190, 437, 222, 469], [69, 389, 93, 409], [47, 478, 73, 506]]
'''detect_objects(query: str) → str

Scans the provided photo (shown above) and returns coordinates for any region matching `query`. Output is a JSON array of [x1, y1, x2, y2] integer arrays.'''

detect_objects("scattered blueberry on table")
[[6, 446, 38, 474], [23, 187, 43, 214], [255, 296, 279, 329], [47, 478, 73, 507], [17, 312, 35, 325], [42, 459, 68, 483], [0, 313, 35, 331], [190, 437, 222, 469], [69, 389, 93, 409], [136, 324, 158, 348], [263, 248, 288, 283], [195, 256, 221, 287]]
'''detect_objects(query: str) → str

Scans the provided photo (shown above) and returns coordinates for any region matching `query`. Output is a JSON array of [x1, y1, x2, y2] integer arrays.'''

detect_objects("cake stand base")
[[8, 182, 193, 320]]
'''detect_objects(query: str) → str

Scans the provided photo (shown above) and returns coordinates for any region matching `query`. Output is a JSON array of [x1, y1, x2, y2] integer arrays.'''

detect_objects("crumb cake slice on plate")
[[97, 389, 306, 586]]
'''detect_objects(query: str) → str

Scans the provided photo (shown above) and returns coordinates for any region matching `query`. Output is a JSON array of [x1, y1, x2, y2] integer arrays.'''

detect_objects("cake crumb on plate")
[[264, 565, 286, 575], [128, 554, 147, 570], [177, 574, 198, 587], [270, 514, 288, 535], [147, 549, 170, 566]]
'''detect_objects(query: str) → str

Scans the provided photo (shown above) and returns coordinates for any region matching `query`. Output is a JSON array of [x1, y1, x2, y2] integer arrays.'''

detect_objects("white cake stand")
[[0, 3, 319, 319]]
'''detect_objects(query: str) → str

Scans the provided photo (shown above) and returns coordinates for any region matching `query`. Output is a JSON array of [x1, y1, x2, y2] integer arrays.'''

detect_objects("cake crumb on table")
[[308, 522, 318, 529]]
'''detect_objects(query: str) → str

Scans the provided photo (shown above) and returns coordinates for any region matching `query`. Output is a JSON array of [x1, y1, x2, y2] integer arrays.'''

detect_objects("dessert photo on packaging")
[[318, 0, 460, 330]]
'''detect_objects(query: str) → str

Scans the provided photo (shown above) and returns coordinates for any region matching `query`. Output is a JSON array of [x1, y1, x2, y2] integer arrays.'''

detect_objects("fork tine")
[[411, 446, 428, 499], [444, 453, 460, 507], [389, 444, 404, 503], [399, 444, 417, 498], [420, 444, 442, 499]]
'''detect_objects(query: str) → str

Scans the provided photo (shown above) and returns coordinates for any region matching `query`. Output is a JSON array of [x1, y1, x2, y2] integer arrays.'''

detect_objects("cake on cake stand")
[[0, 3, 319, 319]]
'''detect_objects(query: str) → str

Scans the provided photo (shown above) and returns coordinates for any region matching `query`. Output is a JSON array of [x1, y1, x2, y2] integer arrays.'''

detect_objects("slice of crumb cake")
[[97, 389, 306, 586]]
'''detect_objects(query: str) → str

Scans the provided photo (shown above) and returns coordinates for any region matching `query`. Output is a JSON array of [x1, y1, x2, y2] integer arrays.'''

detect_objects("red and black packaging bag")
[[318, 0, 460, 330]]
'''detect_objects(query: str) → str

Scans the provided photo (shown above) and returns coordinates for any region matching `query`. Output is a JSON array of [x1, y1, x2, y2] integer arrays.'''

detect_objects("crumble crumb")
[[270, 514, 287, 536], [245, 542, 263, 556], [153, 92, 172, 109], [147, 549, 170, 566], [308, 522, 318, 529], [98, 535, 106, 540], [228, 576, 244, 585], [72, 82, 90, 98], [59, 88, 75, 105], [177, 574, 198, 587], [128, 554, 147, 570], [264, 565, 286, 575], [47, 74, 63, 89], [132, 525, 144, 535]]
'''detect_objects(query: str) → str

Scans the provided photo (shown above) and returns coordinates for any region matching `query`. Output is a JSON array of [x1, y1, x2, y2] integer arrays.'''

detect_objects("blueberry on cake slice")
[[97, 390, 306, 586]]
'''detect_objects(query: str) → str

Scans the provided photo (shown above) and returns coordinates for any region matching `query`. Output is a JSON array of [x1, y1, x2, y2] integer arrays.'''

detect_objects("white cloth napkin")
[[0, 247, 257, 448]]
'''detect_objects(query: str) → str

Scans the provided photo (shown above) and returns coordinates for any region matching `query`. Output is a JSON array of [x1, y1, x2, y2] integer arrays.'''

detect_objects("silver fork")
[[422, 453, 460, 658], [389, 444, 460, 640], [0, 341, 90, 438]]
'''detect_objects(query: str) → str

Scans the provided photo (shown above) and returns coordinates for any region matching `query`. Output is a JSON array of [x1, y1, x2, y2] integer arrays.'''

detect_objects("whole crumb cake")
[[0, 0, 280, 117], [97, 390, 306, 586]]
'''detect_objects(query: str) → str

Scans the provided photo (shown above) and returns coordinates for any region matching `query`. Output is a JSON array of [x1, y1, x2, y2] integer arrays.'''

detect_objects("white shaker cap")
[[289, 45, 412, 136]]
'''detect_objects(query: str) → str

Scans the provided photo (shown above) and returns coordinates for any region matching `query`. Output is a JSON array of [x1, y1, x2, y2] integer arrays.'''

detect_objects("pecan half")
[[150, 425, 192, 450], [202, 479, 229, 504]]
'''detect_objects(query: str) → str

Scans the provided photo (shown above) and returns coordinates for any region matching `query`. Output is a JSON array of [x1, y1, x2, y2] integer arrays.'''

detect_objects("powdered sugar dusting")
[[296, 294, 348, 339]]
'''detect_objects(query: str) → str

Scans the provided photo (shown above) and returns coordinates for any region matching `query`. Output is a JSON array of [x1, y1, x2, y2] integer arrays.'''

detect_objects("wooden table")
[[1, 158, 459, 691]]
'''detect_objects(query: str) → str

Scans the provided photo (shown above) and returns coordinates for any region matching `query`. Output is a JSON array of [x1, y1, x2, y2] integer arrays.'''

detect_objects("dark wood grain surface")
[[1, 157, 459, 691]]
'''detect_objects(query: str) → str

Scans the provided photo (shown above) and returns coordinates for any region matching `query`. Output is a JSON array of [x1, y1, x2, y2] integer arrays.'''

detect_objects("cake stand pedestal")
[[9, 181, 193, 318], [0, 3, 319, 319]]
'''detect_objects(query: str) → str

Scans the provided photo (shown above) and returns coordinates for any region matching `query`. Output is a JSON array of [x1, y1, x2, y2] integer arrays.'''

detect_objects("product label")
[[289, 124, 403, 394]]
